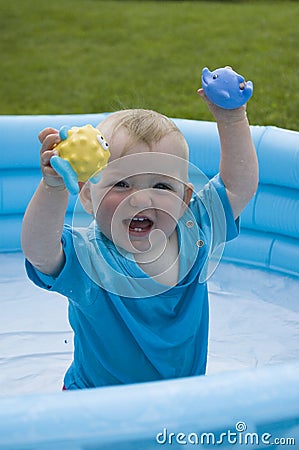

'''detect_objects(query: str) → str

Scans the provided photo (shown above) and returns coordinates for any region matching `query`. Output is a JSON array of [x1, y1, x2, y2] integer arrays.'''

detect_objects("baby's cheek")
[[158, 196, 183, 218], [94, 201, 113, 233], [95, 196, 125, 233]]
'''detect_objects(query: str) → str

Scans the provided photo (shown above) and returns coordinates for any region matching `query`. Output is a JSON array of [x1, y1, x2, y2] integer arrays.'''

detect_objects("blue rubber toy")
[[201, 67, 253, 109]]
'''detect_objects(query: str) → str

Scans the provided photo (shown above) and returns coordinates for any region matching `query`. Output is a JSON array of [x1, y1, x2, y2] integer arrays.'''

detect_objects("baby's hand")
[[198, 65, 252, 124], [38, 128, 66, 189], [197, 88, 247, 125]]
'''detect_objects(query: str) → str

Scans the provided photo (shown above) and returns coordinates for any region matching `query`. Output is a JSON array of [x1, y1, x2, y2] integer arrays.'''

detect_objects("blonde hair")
[[98, 109, 188, 156]]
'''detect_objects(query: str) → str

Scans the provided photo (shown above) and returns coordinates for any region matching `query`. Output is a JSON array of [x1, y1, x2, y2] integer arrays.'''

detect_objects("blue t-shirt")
[[26, 175, 239, 389]]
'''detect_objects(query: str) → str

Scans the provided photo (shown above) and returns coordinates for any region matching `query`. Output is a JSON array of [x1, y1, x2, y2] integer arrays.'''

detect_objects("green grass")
[[0, 0, 298, 130]]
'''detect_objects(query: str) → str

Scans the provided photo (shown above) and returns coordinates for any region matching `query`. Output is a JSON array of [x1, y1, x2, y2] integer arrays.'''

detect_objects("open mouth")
[[127, 216, 154, 235]]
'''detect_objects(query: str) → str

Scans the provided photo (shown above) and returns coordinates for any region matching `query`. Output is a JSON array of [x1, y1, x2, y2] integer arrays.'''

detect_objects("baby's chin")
[[101, 228, 152, 255], [117, 237, 152, 255]]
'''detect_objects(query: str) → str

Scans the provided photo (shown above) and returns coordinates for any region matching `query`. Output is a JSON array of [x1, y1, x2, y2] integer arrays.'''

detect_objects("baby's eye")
[[114, 180, 129, 188], [154, 183, 172, 190]]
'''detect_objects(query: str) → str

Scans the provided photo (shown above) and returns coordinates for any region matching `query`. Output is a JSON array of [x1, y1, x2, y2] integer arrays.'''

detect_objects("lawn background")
[[0, 0, 298, 130]]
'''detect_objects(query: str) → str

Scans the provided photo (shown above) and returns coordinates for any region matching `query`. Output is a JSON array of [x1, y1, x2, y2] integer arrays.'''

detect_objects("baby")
[[21, 91, 258, 389]]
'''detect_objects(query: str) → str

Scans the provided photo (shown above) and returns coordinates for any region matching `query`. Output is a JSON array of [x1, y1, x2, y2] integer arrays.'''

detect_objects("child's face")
[[80, 125, 193, 255]]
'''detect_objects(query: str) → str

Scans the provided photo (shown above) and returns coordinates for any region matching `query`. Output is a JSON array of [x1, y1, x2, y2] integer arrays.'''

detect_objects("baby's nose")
[[129, 189, 153, 208]]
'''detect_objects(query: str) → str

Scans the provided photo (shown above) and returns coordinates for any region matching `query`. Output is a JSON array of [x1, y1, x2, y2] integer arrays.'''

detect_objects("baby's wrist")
[[216, 110, 248, 126], [42, 177, 67, 191]]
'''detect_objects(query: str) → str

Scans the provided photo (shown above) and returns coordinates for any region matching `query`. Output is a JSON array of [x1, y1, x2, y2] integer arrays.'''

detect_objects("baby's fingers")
[[38, 128, 66, 189], [40, 132, 61, 157], [38, 127, 59, 144], [41, 149, 57, 167], [42, 164, 61, 178]]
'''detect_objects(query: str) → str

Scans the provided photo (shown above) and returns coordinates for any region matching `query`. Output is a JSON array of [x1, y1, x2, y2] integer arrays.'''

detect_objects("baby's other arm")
[[198, 89, 259, 219], [21, 128, 69, 277]]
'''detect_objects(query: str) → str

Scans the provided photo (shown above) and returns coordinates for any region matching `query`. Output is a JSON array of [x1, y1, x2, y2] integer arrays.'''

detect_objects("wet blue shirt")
[[26, 175, 239, 389]]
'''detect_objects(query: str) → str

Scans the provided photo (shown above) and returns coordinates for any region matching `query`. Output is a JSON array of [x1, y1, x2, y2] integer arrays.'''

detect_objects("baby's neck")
[[134, 231, 179, 287]]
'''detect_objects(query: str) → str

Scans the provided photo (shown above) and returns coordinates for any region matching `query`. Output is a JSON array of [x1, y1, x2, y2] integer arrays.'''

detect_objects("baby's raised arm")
[[198, 87, 258, 219], [216, 105, 258, 219], [21, 128, 69, 277]]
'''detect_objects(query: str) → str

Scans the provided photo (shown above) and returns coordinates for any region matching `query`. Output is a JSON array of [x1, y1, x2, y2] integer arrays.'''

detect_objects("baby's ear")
[[184, 182, 194, 205], [179, 182, 194, 218], [79, 181, 93, 215]]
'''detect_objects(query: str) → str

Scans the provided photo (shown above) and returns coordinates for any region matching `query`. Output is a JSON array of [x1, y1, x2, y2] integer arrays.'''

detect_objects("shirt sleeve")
[[193, 173, 239, 248], [25, 262, 56, 289], [25, 224, 93, 302], [209, 173, 240, 242], [189, 174, 240, 283]]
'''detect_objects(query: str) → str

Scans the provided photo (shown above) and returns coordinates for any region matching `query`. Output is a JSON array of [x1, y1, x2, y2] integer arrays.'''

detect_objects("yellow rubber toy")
[[50, 124, 110, 194]]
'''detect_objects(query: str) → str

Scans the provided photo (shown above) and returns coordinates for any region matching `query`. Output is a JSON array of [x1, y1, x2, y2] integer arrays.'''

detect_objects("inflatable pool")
[[0, 114, 298, 449]]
